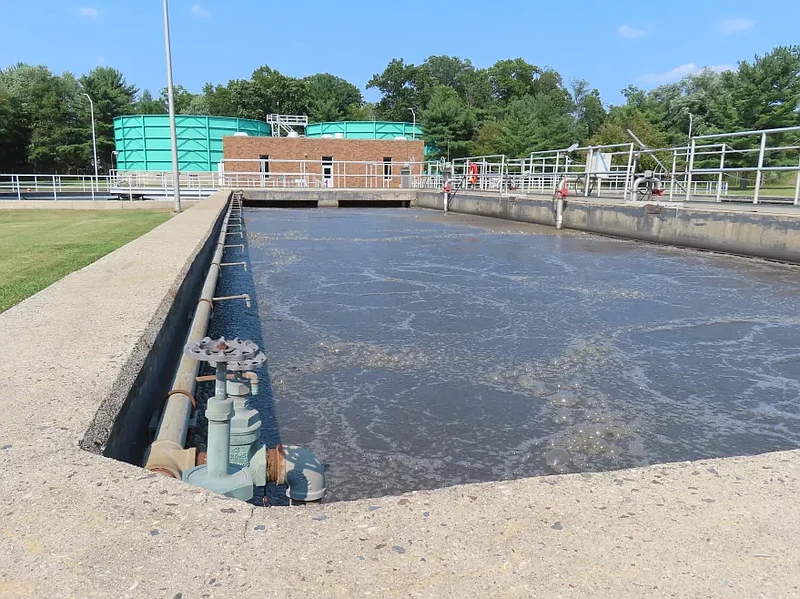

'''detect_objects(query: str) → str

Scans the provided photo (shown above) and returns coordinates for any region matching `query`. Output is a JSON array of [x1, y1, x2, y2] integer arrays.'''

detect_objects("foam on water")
[[208, 208, 800, 502]]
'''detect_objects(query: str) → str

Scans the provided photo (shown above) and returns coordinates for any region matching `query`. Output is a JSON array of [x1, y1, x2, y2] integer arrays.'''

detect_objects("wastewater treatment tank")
[[208, 207, 800, 503], [113, 114, 272, 172], [306, 121, 422, 140]]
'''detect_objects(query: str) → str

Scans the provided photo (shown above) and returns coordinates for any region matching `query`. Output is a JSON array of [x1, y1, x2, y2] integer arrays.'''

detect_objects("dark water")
[[209, 208, 800, 502]]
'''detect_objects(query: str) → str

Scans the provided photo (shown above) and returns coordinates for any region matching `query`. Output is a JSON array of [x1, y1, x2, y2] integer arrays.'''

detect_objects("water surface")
[[210, 208, 800, 502]]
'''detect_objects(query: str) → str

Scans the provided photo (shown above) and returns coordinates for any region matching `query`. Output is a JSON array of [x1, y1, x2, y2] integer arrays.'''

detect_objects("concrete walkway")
[[0, 191, 798, 598]]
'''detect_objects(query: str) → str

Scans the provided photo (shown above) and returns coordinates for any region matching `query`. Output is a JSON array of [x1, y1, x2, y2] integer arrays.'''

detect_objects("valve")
[[181, 337, 265, 501]]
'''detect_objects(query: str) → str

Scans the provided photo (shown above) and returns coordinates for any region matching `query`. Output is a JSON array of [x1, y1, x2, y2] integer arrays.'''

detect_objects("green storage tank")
[[305, 121, 422, 140], [114, 115, 271, 172]]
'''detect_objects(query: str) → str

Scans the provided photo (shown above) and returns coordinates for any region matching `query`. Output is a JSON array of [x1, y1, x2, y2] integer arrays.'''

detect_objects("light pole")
[[163, 0, 182, 213], [688, 112, 694, 139], [408, 107, 416, 140], [81, 93, 99, 191]]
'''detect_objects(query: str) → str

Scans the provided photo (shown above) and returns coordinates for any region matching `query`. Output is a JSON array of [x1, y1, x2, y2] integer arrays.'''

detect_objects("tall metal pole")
[[82, 93, 99, 192], [408, 108, 416, 140], [163, 0, 182, 213]]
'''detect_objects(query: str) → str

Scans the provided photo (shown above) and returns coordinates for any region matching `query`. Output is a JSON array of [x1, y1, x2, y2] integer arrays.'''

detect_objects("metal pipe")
[[143, 197, 233, 477], [685, 138, 696, 202], [623, 144, 634, 202], [692, 124, 800, 141], [716, 144, 727, 203], [753, 132, 767, 204], [794, 154, 800, 207], [669, 150, 677, 202], [81, 93, 99, 193], [163, 0, 182, 214]]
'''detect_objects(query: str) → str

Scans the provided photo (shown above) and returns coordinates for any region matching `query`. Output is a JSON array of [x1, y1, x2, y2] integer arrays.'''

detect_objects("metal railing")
[[2, 125, 797, 204]]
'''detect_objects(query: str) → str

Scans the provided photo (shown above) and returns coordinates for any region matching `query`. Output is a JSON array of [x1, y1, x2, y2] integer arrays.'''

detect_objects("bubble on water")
[[544, 448, 571, 473], [518, 374, 549, 395], [552, 407, 572, 424], [551, 390, 578, 407], [587, 438, 609, 455], [487, 372, 505, 384]]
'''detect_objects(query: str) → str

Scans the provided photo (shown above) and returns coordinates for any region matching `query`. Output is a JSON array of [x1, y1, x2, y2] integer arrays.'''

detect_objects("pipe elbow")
[[143, 440, 197, 479], [267, 444, 326, 502], [241, 371, 259, 395]]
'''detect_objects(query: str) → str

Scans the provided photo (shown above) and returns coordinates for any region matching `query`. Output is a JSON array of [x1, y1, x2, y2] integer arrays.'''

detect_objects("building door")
[[322, 156, 333, 188], [259, 155, 269, 188]]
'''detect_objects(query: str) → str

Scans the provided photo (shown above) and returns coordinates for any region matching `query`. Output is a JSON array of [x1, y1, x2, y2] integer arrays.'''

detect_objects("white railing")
[[2, 126, 797, 204]]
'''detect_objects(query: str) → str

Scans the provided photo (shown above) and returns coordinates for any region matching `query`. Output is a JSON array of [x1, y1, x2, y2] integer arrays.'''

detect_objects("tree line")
[[0, 45, 798, 174]]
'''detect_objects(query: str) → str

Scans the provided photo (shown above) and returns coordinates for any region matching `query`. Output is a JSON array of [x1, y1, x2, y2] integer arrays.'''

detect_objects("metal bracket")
[[224, 244, 245, 250], [213, 294, 251, 308], [221, 261, 248, 271]]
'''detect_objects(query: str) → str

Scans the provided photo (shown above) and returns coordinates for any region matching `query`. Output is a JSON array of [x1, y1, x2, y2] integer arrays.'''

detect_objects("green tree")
[[498, 93, 577, 156], [472, 121, 504, 156], [0, 86, 31, 172], [79, 67, 137, 171], [589, 107, 669, 148], [304, 73, 362, 122], [422, 86, 476, 159], [571, 80, 606, 141], [732, 46, 800, 131], [133, 90, 166, 114], [201, 83, 234, 116], [159, 85, 198, 115], [367, 59, 429, 121], [0, 64, 86, 172]]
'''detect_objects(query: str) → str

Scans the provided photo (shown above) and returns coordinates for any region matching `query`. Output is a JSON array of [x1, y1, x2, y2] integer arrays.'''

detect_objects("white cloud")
[[80, 7, 98, 19], [638, 63, 735, 86], [191, 4, 210, 18], [718, 18, 755, 35], [618, 24, 647, 39]]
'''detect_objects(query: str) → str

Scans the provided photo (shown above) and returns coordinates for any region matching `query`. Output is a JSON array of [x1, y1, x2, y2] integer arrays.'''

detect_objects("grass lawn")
[[727, 186, 799, 199], [0, 209, 171, 312]]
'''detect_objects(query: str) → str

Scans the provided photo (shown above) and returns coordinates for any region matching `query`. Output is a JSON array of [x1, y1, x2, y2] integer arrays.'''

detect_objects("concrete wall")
[[223, 136, 425, 189], [243, 188, 416, 207], [416, 191, 800, 263], [84, 193, 229, 463]]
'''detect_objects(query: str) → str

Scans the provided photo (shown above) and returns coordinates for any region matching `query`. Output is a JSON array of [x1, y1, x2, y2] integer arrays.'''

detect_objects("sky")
[[0, 0, 798, 106]]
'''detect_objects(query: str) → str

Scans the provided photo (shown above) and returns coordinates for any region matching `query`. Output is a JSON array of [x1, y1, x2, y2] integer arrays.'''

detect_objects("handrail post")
[[15, 175, 21, 201], [753, 131, 767, 204], [623, 143, 634, 201], [794, 152, 800, 207], [669, 149, 677, 201], [716, 144, 726, 203], [52, 175, 57, 201], [685, 138, 696, 202]]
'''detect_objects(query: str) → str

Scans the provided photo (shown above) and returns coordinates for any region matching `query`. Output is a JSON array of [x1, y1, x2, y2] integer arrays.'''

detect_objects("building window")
[[259, 154, 270, 178], [383, 157, 392, 181]]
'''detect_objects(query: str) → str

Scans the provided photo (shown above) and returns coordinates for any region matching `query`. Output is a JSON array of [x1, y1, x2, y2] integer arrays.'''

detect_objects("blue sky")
[[0, 0, 797, 106]]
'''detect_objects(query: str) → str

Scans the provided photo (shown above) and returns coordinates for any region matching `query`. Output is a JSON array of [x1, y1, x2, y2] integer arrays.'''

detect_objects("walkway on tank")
[[0, 191, 798, 598]]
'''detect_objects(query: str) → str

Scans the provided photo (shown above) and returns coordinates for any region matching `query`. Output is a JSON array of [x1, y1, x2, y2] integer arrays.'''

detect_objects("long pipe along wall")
[[142, 192, 326, 502]]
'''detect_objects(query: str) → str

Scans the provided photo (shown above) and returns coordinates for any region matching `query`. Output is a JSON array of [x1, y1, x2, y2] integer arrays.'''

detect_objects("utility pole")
[[163, 0, 182, 213], [81, 93, 99, 192]]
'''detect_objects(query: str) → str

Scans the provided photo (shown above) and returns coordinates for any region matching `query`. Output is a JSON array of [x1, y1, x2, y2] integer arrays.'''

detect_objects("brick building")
[[222, 136, 425, 189]]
